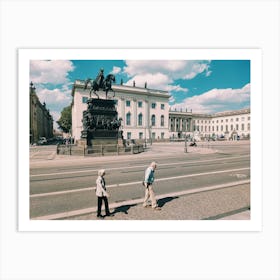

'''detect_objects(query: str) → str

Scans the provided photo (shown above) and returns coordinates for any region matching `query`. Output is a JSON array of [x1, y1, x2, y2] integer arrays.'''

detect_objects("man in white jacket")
[[96, 169, 113, 218], [143, 162, 161, 210]]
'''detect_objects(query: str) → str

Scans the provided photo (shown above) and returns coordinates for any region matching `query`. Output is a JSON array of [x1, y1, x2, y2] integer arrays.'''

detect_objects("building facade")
[[71, 80, 170, 142], [169, 108, 250, 140], [30, 82, 54, 144], [71, 80, 250, 142]]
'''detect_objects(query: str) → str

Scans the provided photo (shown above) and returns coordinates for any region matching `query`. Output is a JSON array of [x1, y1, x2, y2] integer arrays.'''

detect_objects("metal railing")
[[56, 144, 144, 156]]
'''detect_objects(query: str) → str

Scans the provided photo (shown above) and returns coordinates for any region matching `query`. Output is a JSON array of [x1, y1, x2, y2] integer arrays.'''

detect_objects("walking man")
[[143, 162, 161, 210]]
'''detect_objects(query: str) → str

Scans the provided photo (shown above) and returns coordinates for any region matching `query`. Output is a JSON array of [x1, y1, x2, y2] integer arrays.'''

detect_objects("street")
[[30, 141, 250, 220]]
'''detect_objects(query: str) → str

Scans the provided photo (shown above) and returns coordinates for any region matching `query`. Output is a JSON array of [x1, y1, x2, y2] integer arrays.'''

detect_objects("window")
[[212, 126, 214, 131], [82, 97, 88, 103], [201, 126, 203, 132], [236, 118, 239, 121], [236, 124, 239, 130], [127, 132, 131, 139], [231, 124, 233, 131], [197, 120, 200, 124], [138, 101, 142, 108], [248, 116, 250, 120], [151, 115, 156, 126], [126, 112, 131, 126], [152, 132, 156, 139], [138, 113, 143, 126], [226, 119, 228, 122], [161, 132, 164, 139], [160, 115, 164, 126], [216, 126, 219, 131], [221, 125, 223, 131], [226, 125, 228, 132], [139, 132, 143, 139], [216, 120, 219, 123], [241, 117, 245, 121], [242, 123, 244, 130], [231, 118, 233, 122], [126, 100, 131, 107], [161, 104, 165, 110], [248, 123, 250, 130], [151, 103, 156, 109], [221, 120, 223, 123]]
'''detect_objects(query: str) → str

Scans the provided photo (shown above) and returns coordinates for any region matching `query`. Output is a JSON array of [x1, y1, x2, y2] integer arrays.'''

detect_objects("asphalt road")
[[30, 141, 250, 219]]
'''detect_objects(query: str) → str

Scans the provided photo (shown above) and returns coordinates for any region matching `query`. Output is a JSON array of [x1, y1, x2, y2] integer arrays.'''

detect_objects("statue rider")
[[95, 68, 104, 89]]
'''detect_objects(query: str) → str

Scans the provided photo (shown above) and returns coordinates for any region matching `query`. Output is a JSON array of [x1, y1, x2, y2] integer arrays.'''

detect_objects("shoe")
[[153, 207, 161, 211], [105, 213, 114, 217], [143, 204, 151, 208], [97, 215, 104, 219]]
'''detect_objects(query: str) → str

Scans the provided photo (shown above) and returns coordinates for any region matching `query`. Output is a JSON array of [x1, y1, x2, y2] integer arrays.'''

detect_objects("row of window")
[[126, 113, 165, 126], [195, 123, 250, 132], [82, 97, 165, 110], [125, 101, 165, 109], [126, 132, 165, 140], [195, 116, 250, 124]]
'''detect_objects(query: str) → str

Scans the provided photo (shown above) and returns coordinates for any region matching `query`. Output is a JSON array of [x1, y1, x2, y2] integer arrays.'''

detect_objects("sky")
[[30, 60, 250, 128]]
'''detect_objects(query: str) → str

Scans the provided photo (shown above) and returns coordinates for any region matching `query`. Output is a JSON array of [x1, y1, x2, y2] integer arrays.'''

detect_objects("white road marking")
[[31, 179, 250, 220], [30, 167, 250, 198], [30, 155, 249, 177]]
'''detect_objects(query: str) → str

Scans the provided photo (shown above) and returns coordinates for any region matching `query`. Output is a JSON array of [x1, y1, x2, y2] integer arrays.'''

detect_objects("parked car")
[[38, 137, 47, 145]]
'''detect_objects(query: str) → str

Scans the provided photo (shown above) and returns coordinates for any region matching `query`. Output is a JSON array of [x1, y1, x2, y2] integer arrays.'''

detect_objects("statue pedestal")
[[80, 98, 123, 151]]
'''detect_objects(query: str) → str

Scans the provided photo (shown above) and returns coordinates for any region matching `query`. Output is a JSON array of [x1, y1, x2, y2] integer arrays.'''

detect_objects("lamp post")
[[184, 135, 188, 153]]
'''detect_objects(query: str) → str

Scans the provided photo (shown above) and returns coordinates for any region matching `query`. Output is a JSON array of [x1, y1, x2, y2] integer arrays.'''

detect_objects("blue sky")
[[30, 60, 250, 126]]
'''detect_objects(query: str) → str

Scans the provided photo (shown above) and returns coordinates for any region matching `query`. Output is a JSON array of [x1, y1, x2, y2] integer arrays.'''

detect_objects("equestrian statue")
[[84, 68, 116, 99]]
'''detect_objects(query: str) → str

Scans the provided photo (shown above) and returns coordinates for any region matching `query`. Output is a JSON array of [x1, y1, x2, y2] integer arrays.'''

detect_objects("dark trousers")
[[97, 196, 110, 216]]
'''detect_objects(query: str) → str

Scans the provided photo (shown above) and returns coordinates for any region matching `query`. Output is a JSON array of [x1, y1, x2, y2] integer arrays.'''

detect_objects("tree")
[[57, 105, 72, 133]]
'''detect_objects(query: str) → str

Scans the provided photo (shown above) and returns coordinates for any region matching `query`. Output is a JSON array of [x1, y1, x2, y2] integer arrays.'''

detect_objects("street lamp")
[[144, 126, 147, 148], [184, 135, 188, 153]]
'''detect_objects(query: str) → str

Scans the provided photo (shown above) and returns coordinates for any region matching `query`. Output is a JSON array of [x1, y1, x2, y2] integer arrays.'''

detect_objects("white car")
[[38, 137, 47, 145]]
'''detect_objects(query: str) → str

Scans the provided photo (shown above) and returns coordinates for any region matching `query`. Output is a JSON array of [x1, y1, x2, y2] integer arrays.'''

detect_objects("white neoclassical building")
[[71, 80, 250, 142], [71, 80, 170, 142], [169, 108, 250, 140]]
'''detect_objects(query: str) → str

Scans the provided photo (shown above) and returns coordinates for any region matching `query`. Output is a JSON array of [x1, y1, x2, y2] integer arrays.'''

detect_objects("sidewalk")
[[65, 183, 250, 221], [30, 142, 217, 166]]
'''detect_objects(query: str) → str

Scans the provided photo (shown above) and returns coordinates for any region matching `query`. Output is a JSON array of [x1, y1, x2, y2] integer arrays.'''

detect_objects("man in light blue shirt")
[[143, 162, 161, 210]]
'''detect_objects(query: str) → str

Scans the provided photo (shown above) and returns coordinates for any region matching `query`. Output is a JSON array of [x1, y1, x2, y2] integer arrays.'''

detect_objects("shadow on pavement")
[[157, 196, 179, 208], [112, 204, 138, 215]]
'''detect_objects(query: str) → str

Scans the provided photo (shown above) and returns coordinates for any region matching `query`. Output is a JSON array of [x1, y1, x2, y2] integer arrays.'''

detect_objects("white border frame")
[[19, 48, 262, 232]]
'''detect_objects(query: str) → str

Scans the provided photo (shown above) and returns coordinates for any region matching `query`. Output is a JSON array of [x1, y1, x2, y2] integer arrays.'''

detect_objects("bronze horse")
[[84, 73, 115, 99]]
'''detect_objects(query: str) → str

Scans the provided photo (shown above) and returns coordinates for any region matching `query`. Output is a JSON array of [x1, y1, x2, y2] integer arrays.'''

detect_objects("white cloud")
[[123, 60, 209, 93], [173, 83, 250, 114], [30, 60, 74, 84], [111, 66, 122, 75], [36, 86, 72, 112], [124, 60, 211, 80], [125, 72, 172, 89]]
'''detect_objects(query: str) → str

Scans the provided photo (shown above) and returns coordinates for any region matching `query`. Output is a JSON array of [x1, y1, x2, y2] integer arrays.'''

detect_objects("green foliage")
[[57, 105, 72, 133]]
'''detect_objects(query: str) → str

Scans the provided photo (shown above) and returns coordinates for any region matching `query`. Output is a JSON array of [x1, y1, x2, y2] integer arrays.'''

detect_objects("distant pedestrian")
[[143, 162, 161, 210], [96, 169, 113, 218]]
